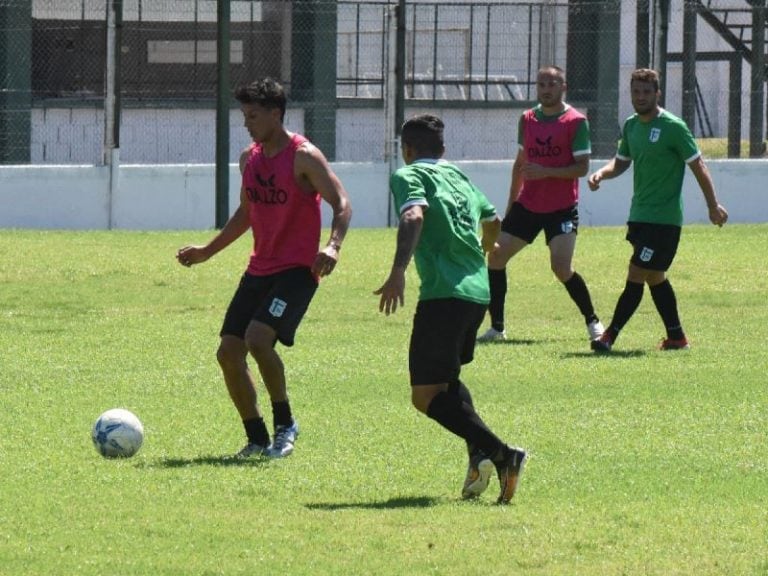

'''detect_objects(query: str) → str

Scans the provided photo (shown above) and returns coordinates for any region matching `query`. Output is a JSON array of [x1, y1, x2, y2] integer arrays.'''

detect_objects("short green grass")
[[696, 138, 766, 159], [1, 225, 766, 575]]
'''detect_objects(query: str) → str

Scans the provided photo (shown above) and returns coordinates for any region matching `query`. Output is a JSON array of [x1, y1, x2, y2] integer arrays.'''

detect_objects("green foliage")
[[1, 226, 766, 575]]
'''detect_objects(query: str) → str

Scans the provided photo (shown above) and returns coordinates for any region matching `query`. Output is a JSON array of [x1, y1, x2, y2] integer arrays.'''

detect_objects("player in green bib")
[[588, 68, 728, 352], [375, 114, 526, 504]]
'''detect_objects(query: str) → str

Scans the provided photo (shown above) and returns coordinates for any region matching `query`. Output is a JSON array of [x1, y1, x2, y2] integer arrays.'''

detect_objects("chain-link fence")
[[0, 0, 765, 165]]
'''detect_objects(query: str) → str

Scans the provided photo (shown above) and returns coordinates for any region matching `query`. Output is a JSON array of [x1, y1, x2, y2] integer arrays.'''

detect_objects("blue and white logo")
[[561, 220, 574, 234], [269, 298, 287, 317], [649, 128, 661, 143], [639, 247, 654, 262]]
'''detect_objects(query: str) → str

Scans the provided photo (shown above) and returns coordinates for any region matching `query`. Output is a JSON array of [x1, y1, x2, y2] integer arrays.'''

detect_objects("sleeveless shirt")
[[242, 133, 321, 276], [517, 105, 590, 213]]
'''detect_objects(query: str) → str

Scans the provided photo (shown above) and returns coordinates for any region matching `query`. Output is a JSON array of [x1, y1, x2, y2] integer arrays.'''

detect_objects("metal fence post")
[[0, 0, 32, 164], [682, 1, 697, 131], [216, 0, 231, 229], [749, 0, 765, 158], [105, 0, 123, 229], [385, 4, 399, 228]]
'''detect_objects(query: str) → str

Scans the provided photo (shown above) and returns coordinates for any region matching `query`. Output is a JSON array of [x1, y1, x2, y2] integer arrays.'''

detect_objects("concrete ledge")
[[1, 160, 765, 229]]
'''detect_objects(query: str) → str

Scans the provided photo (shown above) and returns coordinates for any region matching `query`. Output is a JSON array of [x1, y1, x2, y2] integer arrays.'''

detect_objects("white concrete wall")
[[30, 108, 303, 165], [1, 160, 765, 230]]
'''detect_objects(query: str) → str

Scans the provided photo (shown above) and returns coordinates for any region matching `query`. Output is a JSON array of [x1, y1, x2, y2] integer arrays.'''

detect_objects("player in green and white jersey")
[[375, 114, 526, 504], [588, 68, 728, 352]]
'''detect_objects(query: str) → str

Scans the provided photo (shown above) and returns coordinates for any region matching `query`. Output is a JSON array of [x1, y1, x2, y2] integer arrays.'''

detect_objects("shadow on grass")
[[142, 455, 270, 469], [477, 338, 537, 346], [305, 495, 439, 511], [561, 349, 647, 359]]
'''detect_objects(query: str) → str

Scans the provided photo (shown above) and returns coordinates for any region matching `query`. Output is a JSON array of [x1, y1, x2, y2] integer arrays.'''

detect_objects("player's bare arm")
[[374, 204, 424, 316], [481, 216, 502, 253], [506, 153, 525, 215], [587, 157, 631, 191], [295, 143, 353, 277], [176, 151, 252, 267], [688, 156, 728, 226]]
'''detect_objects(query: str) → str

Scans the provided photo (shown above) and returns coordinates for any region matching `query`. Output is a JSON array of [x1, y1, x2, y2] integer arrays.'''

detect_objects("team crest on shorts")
[[639, 246, 654, 262], [649, 128, 661, 143], [561, 220, 574, 234], [269, 298, 287, 317]]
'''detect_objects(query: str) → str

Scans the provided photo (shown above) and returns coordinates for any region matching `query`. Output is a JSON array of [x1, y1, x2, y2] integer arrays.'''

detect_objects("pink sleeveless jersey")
[[517, 106, 586, 213], [242, 133, 321, 276]]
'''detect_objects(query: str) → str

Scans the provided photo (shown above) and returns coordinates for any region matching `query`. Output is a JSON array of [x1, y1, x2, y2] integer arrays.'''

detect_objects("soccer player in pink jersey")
[[176, 78, 352, 459], [478, 66, 604, 343]]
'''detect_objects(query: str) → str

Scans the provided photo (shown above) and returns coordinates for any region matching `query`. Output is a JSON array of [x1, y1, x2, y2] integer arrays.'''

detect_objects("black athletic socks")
[[243, 403, 293, 447], [449, 379, 475, 455], [426, 391, 506, 460], [488, 268, 507, 331], [271, 400, 294, 429], [563, 271, 597, 320], [448, 379, 474, 408], [650, 279, 685, 340], [609, 280, 645, 333], [243, 417, 270, 446]]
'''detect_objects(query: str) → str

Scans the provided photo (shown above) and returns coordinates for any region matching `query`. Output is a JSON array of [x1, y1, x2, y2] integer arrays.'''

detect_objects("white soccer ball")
[[91, 408, 144, 458]]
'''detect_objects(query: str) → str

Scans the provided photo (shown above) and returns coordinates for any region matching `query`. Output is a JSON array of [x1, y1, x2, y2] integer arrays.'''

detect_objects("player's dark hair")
[[401, 114, 445, 157], [631, 68, 660, 92], [538, 65, 565, 81], [234, 77, 287, 121]]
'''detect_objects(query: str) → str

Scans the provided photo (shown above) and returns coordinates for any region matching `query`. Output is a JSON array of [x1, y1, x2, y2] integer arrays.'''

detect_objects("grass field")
[[1, 225, 766, 575], [696, 138, 766, 159]]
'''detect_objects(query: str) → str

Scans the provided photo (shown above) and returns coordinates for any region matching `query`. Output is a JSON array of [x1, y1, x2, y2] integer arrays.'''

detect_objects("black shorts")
[[220, 267, 318, 347], [409, 298, 486, 386], [501, 202, 580, 245], [626, 222, 682, 272]]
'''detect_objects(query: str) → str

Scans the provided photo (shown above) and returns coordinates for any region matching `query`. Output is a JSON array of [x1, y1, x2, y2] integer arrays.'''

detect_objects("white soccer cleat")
[[461, 455, 494, 500], [587, 320, 605, 341], [267, 422, 299, 458], [477, 327, 507, 343]]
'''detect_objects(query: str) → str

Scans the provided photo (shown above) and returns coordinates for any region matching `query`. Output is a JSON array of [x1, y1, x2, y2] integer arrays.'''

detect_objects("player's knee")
[[245, 334, 275, 361], [244, 336, 268, 359], [551, 261, 572, 282], [646, 271, 666, 286], [216, 339, 244, 370], [488, 250, 508, 269], [410, 390, 430, 414], [411, 396, 428, 414], [244, 323, 276, 357]]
